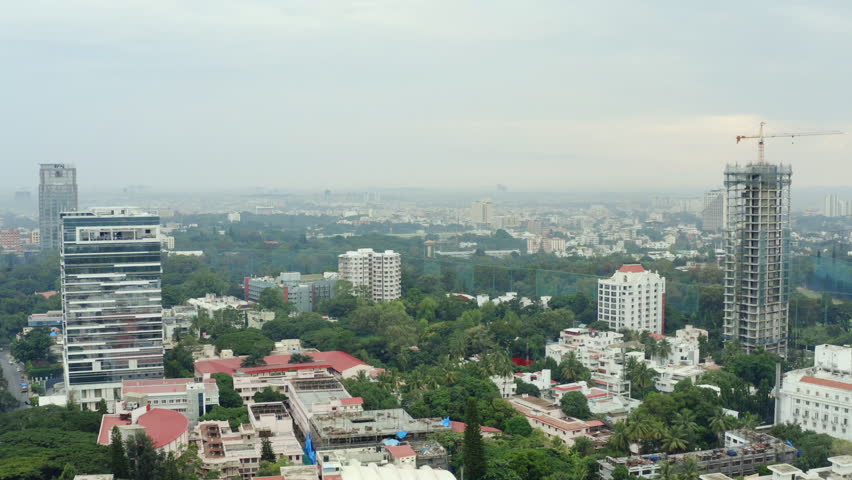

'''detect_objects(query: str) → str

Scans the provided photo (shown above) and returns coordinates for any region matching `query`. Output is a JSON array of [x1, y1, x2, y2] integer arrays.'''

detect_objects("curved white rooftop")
[[341, 460, 456, 480]]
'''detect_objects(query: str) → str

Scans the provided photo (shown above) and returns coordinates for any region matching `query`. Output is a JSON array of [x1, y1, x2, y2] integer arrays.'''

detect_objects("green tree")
[[463, 397, 487, 480], [125, 431, 163, 480], [10, 327, 54, 363], [558, 352, 591, 383], [97, 398, 108, 414], [260, 437, 275, 462], [214, 329, 273, 357], [560, 391, 592, 420], [661, 426, 689, 453], [503, 416, 533, 437], [58, 463, 77, 480], [258, 287, 286, 311], [289, 353, 314, 363], [241, 352, 267, 368], [110, 426, 130, 479], [211, 373, 243, 408], [257, 457, 290, 476], [253, 387, 288, 403]]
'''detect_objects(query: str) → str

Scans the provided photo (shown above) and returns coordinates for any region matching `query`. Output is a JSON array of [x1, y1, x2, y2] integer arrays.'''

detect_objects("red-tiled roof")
[[649, 333, 666, 340], [137, 408, 189, 449], [449, 420, 502, 434], [801, 376, 852, 391], [98, 409, 189, 449], [36, 290, 58, 299], [512, 357, 534, 367], [194, 351, 368, 376], [239, 361, 333, 375], [385, 444, 416, 458], [555, 384, 583, 392], [618, 264, 646, 273], [97, 415, 131, 444], [341, 397, 364, 405], [586, 419, 605, 427]]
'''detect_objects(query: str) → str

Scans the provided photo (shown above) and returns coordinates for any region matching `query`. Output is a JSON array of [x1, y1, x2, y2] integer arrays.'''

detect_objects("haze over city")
[[2, 1, 851, 192]]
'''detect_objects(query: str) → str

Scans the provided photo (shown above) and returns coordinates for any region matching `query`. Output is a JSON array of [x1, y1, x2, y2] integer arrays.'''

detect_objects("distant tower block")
[[424, 240, 437, 259]]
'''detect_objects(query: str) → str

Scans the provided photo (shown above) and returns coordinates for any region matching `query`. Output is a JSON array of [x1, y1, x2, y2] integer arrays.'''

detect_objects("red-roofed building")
[[776, 345, 852, 442], [449, 421, 502, 438], [121, 378, 219, 427], [617, 264, 646, 273], [340, 397, 364, 406], [98, 406, 189, 453], [385, 444, 417, 466], [194, 351, 377, 380]]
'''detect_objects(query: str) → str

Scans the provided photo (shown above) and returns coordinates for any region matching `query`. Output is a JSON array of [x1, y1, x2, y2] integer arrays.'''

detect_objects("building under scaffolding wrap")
[[723, 163, 792, 357]]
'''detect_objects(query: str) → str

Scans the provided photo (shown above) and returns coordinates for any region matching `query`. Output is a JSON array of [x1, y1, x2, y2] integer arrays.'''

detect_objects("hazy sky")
[[2, 1, 850, 192]]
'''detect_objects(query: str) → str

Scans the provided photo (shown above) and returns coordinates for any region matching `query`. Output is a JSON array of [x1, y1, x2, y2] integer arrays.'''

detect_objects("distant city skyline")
[[1, 2, 850, 191]]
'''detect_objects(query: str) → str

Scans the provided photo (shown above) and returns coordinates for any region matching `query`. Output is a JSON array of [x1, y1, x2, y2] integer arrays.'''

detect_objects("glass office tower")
[[60, 207, 164, 410], [39, 164, 78, 249]]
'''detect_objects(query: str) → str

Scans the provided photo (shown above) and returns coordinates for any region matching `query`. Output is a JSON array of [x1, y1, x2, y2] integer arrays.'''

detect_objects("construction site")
[[307, 408, 452, 450], [598, 430, 799, 479]]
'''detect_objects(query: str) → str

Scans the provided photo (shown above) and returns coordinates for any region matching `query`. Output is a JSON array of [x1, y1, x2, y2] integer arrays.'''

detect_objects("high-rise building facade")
[[702, 189, 726, 232], [824, 194, 852, 217], [597, 264, 666, 334], [60, 207, 164, 410], [723, 163, 792, 356], [338, 248, 401, 302], [39, 164, 78, 250], [470, 200, 494, 226]]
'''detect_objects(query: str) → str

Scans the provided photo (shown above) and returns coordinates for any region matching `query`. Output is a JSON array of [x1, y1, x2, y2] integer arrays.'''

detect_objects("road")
[[0, 349, 30, 409]]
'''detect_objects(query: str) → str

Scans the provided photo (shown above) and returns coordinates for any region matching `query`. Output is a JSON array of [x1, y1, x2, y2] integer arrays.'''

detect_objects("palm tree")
[[559, 351, 588, 383], [626, 357, 658, 398], [672, 410, 699, 437], [738, 412, 759, 430], [655, 461, 677, 480], [709, 410, 735, 444], [642, 336, 659, 360], [657, 339, 673, 364], [674, 457, 701, 480], [661, 426, 689, 453], [608, 421, 631, 453]]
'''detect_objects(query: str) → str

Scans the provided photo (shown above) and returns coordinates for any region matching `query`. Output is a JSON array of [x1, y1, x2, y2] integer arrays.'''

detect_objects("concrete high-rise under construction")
[[722, 163, 792, 356]]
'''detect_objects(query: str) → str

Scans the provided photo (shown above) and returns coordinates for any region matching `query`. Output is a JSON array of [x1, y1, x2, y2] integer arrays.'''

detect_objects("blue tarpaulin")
[[440, 417, 451, 427], [383, 439, 400, 446], [396, 431, 408, 439]]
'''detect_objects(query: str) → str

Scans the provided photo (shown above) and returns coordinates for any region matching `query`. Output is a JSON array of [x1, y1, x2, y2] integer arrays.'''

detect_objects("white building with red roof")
[[597, 264, 666, 334], [508, 394, 608, 446], [194, 350, 378, 380], [121, 378, 219, 426], [776, 344, 852, 442], [97, 404, 189, 453]]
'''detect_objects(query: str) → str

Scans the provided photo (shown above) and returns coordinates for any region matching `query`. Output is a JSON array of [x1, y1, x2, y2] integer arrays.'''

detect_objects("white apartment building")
[[776, 344, 852, 441], [196, 402, 304, 480], [338, 248, 401, 302], [121, 378, 220, 427], [187, 294, 249, 317], [470, 200, 494, 226], [597, 264, 666, 334]]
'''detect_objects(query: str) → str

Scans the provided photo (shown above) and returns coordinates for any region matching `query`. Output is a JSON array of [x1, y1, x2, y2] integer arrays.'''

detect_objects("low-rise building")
[[97, 404, 190, 454], [121, 378, 220, 427], [196, 402, 303, 480], [195, 351, 380, 381], [188, 294, 249, 317], [508, 394, 606, 446], [27, 310, 63, 329], [702, 455, 852, 480], [598, 430, 798, 479], [514, 369, 554, 393], [776, 344, 852, 441], [308, 408, 450, 450]]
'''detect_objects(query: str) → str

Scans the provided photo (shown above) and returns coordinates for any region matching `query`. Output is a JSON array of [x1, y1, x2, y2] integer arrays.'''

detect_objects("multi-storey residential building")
[[702, 189, 726, 232], [196, 402, 303, 480], [776, 344, 852, 441], [60, 207, 164, 410], [0, 229, 22, 252], [39, 163, 78, 250], [338, 248, 401, 302], [243, 272, 338, 312], [723, 163, 792, 356], [470, 200, 494, 225], [704, 455, 852, 480], [508, 394, 608, 446], [597, 265, 666, 334]]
